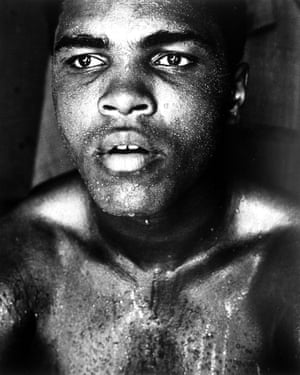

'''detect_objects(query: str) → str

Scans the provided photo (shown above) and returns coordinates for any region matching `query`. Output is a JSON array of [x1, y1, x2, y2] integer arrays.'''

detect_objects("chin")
[[93, 182, 167, 217]]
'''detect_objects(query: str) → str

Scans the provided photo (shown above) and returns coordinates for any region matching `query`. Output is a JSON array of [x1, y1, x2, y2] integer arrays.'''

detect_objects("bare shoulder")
[[15, 171, 91, 233], [0, 172, 90, 334], [230, 183, 300, 370], [230, 181, 300, 239], [0, 171, 92, 284], [0, 171, 92, 243]]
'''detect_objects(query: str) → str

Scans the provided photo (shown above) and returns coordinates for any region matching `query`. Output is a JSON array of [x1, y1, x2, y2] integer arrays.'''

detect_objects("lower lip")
[[102, 153, 160, 173]]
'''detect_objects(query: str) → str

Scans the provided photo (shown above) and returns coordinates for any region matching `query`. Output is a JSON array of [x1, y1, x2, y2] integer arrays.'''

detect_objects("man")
[[0, 0, 300, 374]]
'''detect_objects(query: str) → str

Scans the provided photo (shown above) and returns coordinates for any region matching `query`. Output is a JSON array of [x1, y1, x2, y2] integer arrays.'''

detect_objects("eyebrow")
[[139, 30, 213, 50], [54, 30, 213, 53], [54, 34, 109, 52]]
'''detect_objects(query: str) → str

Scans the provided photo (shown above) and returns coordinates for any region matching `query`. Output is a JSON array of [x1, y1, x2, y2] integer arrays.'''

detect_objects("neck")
[[90, 175, 230, 271]]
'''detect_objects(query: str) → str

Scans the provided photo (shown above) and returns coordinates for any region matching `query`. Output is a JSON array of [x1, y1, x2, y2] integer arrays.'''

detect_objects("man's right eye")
[[67, 54, 107, 70]]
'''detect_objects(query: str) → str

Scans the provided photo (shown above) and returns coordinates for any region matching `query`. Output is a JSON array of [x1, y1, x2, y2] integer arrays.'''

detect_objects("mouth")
[[103, 144, 153, 173], [95, 131, 164, 174]]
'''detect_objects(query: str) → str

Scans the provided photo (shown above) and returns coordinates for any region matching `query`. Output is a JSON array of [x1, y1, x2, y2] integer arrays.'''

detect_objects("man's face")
[[52, 0, 231, 217]]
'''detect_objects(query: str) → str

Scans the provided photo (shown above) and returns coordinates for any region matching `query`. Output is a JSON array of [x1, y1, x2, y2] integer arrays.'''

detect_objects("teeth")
[[128, 145, 139, 151], [115, 145, 140, 151], [104, 154, 147, 172], [117, 145, 128, 151]]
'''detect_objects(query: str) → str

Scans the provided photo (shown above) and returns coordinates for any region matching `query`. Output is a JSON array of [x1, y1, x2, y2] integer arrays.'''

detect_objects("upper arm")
[[0, 210, 59, 373], [0, 217, 36, 366], [0, 283, 17, 340], [251, 228, 300, 372], [0, 281, 27, 369]]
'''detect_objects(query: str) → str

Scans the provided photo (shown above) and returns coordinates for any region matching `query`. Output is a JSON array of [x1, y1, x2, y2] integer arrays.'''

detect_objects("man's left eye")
[[152, 53, 194, 67]]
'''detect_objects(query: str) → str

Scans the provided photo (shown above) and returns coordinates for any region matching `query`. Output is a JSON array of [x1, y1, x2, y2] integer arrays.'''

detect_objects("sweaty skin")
[[1, 174, 300, 375], [1, 0, 300, 374]]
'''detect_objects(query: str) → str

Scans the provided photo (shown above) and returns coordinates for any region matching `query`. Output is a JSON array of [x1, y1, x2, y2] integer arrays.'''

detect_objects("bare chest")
[[41, 254, 264, 374]]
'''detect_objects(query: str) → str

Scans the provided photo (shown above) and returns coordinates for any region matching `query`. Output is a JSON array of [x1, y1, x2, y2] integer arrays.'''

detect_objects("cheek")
[[155, 73, 226, 181], [53, 84, 99, 151], [156, 79, 220, 149], [156, 68, 223, 120]]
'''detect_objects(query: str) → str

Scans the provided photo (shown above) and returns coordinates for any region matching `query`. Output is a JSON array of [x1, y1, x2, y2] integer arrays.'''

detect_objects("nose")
[[98, 83, 156, 117]]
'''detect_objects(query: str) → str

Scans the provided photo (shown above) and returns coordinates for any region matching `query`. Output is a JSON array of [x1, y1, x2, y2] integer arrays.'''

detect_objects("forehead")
[[57, 0, 218, 40]]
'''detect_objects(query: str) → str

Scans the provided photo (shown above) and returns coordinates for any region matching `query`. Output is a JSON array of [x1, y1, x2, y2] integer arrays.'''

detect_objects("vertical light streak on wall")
[[256, 363, 262, 374], [222, 300, 233, 375], [196, 322, 210, 374], [210, 342, 217, 375]]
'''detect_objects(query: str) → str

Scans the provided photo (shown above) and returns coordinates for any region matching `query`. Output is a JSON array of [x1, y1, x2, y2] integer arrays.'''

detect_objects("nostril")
[[134, 104, 148, 111], [103, 104, 117, 111], [99, 93, 156, 116]]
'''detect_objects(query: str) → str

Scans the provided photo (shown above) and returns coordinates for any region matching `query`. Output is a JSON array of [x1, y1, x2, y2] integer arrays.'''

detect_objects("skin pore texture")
[[1, 0, 300, 374], [53, 0, 232, 218]]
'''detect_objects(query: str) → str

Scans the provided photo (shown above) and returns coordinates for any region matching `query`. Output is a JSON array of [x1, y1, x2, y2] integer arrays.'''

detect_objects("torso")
[[42, 240, 264, 375], [1, 174, 300, 374]]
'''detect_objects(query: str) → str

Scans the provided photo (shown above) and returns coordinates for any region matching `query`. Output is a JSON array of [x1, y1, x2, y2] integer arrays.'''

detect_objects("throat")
[[92, 180, 229, 270]]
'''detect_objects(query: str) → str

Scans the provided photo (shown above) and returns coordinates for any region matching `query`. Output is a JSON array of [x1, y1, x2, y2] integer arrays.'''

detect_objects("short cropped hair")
[[45, 0, 247, 66]]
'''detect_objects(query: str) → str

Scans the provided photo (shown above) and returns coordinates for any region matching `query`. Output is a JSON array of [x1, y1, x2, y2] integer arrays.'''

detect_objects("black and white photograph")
[[0, 0, 300, 374]]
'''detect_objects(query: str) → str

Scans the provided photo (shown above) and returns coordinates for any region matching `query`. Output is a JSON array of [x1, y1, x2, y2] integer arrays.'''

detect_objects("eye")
[[67, 54, 107, 70], [152, 53, 194, 67]]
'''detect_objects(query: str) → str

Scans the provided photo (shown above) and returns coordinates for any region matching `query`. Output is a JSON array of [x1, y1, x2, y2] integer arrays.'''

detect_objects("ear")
[[229, 63, 249, 122]]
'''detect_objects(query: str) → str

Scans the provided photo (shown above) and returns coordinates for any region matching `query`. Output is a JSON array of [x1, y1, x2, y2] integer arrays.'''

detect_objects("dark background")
[[0, 0, 299, 215]]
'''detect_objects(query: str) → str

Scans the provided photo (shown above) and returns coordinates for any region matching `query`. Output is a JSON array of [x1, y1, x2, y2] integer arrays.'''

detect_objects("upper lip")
[[97, 130, 158, 155]]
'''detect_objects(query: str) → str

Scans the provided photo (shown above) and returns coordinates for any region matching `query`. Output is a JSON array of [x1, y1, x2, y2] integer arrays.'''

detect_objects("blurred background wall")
[[0, 0, 49, 213], [238, 0, 300, 193], [0, 0, 299, 215]]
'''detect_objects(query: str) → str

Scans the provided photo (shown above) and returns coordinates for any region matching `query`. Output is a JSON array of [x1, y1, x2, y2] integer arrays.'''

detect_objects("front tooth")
[[128, 145, 139, 151], [117, 145, 127, 151]]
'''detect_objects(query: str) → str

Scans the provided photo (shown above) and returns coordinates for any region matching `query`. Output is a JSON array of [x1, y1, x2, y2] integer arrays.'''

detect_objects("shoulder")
[[227, 180, 300, 300], [0, 171, 93, 275], [0, 171, 91, 243], [0, 172, 91, 312], [19, 170, 91, 232], [229, 183, 300, 370], [230, 181, 300, 240]]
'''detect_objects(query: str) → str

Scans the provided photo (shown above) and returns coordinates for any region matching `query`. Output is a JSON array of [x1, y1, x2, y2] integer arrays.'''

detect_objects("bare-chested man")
[[1, 0, 300, 374]]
